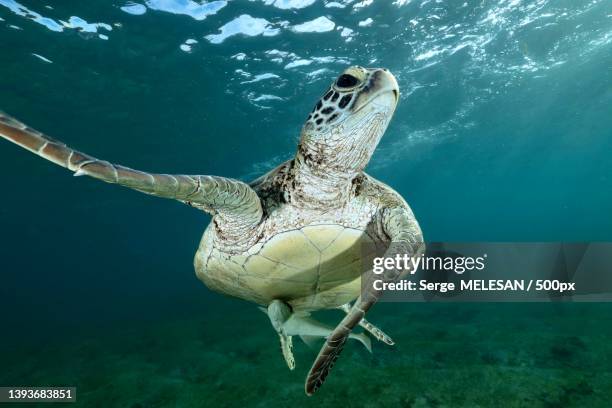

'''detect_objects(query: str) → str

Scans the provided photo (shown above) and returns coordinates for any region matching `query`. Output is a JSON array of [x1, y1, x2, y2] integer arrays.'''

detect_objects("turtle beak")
[[351, 68, 400, 113], [375, 69, 400, 103]]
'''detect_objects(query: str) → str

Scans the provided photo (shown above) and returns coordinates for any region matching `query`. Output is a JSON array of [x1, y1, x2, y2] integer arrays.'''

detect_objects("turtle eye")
[[336, 74, 359, 89]]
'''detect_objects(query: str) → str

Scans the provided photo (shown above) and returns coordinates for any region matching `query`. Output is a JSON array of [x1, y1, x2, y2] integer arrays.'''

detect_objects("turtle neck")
[[289, 149, 357, 210]]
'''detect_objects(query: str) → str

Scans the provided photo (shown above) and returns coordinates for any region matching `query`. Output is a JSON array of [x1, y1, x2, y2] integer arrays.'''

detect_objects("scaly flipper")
[[338, 303, 394, 346], [0, 112, 262, 240], [266, 301, 295, 370], [305, 206, 424, 395], [283, 311, 371, 353], [279, 335, 296, 370]]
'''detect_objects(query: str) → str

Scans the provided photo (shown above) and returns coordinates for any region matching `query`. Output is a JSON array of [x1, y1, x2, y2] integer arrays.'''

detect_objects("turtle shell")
[[195, 224, 384, 311]]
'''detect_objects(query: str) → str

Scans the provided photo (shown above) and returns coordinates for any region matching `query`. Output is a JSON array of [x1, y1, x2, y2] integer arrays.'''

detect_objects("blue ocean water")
[[0, 1, 611, 406]]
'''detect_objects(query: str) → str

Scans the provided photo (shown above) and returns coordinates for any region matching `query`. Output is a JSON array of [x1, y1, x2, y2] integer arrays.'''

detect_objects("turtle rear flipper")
[[305, 208, 424, 396], [338, 303, 394, 345], [266, 300, 295, 370], [0, 111, 262, 241]]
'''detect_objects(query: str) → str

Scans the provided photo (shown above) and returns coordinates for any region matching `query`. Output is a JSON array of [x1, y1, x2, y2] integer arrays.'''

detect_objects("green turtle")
[[0, 66, 424, 395]]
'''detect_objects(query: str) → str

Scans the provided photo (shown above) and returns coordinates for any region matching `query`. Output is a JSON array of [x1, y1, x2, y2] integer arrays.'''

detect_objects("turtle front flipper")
[[305, 206, 425, 396], [0, 112, 262, 241], [338, 303, 394, 346]]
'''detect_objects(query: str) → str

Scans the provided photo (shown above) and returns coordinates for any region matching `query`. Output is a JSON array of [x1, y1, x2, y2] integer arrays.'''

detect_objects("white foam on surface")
[[358, 17, 373, 27], [241, 73, 281, 84], [265, 49, 298, 61], [339, 26, 354, 41], [353, 0, 372, 9], [261, 0, 316, 9], [120, 2, 147, 15], [206, 14, 284, 44], [0, 1, 113, 37], [312, 55, 350, 64], [0, 0, 64, 31], [0, 2, 112, 37], [62, 16, 112, 33], [414, 48, 444, 61], [307, 68, 330, 78], [258, 49, 351, 73], [252, 94, 284, 102], [284, 59, 312, 69], [145, 0, 227, 20], [292, 16, 335, 33], [246, 92, 285, 109], [235, 69, 251, 77]]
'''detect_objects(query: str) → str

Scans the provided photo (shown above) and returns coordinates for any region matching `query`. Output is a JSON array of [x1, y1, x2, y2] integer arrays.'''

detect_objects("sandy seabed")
[[2, 300, 611, 408]]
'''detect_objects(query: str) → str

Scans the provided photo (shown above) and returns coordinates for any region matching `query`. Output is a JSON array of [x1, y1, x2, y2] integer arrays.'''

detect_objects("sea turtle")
[[0, 66, 424, 395]]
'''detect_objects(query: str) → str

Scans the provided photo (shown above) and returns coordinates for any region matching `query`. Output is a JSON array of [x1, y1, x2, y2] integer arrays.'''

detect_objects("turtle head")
[[299, 66, 399, 173]]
